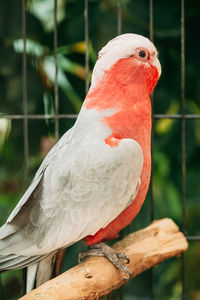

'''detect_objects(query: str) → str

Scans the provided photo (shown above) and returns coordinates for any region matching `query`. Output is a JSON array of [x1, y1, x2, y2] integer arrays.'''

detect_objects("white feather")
[[26, 263, 38, 293]]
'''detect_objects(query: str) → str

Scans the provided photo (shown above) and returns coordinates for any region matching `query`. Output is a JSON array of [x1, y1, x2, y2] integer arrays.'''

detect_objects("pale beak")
[[152, 57, 161, 77]]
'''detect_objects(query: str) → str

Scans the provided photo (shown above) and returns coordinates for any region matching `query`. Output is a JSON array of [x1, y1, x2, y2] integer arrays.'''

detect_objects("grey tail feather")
[[35, 254, 56, 288], [27, 263, 38, 293], [26, 254, 56, 294], [0, 253, 57, 294]]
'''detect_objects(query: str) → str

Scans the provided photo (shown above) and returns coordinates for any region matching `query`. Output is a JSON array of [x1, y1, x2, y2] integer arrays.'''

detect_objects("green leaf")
[[27, 0, 67, 32], [13, 38, 47, 57], [57, 54, 88, 80], [0, 117, 11, 149], [42, 56, 82, 112], [43, 92, 55, 116]]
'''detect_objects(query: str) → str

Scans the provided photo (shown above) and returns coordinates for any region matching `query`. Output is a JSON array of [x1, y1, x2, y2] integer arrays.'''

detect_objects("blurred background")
[[0, 0, 200, 299]]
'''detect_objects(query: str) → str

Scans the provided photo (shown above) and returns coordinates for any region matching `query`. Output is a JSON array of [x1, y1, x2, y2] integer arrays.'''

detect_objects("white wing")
[[1, 134, 143, 256], [0, 107, 143, 257]]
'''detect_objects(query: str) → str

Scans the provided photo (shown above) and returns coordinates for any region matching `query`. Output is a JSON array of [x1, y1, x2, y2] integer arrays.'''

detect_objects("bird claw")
[[78, 242, 131, 279], [115, 252, 130, 264]]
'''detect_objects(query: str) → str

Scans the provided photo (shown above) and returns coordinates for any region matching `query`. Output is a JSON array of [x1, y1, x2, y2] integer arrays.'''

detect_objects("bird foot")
[[78, 242, 131, 279]]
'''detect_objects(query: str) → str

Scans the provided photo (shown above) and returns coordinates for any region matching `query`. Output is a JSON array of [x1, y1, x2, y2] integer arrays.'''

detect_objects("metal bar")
[[1, 114, 200, 120], [149, 1, 155, 299], [181, 0, 186, 298], [187, 236, 200, 241], [117, 0, 122, 35], [0, 114, 78, 120], [22, 0, 29, 181], [22, 0, 28, 294], [84, 0, 89, 94], [149, 0, 153, 42], [149, 0, 154, 221], [154, 114, 200, 119], [181, 0, 186, 234], [54, 0, 59, 140], [117, 1, 123, 299]]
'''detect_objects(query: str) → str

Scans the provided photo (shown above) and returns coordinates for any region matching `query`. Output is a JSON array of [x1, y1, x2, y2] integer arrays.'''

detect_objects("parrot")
[[0, 33, 161, 294]]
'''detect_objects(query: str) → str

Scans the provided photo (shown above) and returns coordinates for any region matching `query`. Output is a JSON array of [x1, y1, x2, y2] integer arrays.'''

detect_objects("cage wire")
[[0, 0, 200, 299]]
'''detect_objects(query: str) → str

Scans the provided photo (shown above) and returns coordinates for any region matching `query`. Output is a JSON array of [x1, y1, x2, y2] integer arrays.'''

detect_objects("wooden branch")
[[20, 218, 188, 300]]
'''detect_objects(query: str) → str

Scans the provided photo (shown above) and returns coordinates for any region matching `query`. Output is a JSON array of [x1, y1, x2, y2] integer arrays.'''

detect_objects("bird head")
[[90, 33, 161, 96]]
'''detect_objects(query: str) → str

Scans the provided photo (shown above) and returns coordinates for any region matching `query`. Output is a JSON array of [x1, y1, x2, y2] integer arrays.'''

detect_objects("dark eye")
[[139, 50, 146, 58]]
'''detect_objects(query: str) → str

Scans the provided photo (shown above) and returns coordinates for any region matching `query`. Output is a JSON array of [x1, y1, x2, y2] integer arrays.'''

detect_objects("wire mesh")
[[84, 0, 89, 94], [54, 0, 59, 141], [117, 0, 122, 35], [2, 0, 200, 298], [149, 0, 155, 298], [22, 0, 28, 293], [1, 113, 200, 120], [22, 0, 29, 182], [117, 3, 123, 299], [181, 0, 186, 298]]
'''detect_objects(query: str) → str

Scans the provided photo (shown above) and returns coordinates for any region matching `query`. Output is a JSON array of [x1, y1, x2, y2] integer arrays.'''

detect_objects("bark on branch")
[[20, 218, 188, 300]]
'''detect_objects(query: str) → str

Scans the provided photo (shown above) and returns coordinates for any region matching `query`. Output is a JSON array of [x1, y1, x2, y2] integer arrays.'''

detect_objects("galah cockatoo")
[[0, 33, 161, 293]]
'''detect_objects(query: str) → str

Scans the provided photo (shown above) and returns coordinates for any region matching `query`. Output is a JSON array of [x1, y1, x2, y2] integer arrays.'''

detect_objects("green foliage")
[[0, 0, 200, 299]]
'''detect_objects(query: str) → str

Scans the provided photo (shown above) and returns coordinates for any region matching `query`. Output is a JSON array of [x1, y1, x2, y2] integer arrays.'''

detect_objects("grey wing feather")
[[0, 224, 19, 240], [0, 128, 73, 230], [0, 253, 45, 271], [7, 172, 43, 224]]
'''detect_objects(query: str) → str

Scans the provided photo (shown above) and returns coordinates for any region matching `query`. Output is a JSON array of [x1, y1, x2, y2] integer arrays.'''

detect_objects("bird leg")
[[55, 249, 66, 276], [78, 242, 131, 279]]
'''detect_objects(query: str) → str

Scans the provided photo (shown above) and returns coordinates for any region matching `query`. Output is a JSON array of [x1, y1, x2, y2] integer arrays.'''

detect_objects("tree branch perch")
[[20, 218, 188, 300]]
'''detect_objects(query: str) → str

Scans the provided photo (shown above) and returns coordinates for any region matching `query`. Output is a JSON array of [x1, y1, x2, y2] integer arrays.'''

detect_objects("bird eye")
[[136, 48, 149, 61], [139, 50, 146, 58]]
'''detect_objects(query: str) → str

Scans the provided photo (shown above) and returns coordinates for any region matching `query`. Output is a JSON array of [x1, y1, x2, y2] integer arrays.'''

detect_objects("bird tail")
[[0, 253, 56, 294], [26, 254, 56, 293], [0, 223, 57, 294]]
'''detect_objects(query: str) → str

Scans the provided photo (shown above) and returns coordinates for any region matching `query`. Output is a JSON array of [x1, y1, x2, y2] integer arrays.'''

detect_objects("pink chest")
[[84, 62, 153, 245], [85, 114, 151, 245]]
